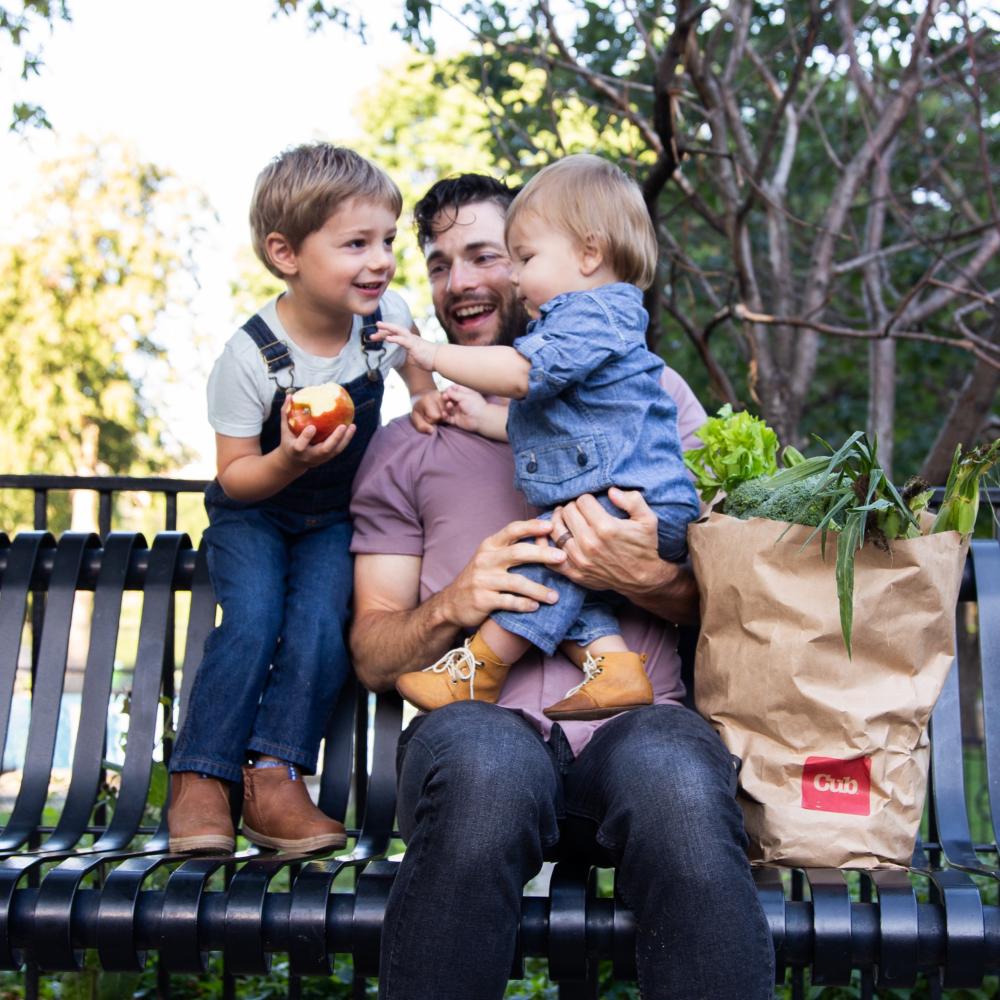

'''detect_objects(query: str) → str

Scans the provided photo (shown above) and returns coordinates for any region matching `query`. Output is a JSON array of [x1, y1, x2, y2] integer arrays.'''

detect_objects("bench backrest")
[[0, 532, 402, 856], [0, 529, 996, 869]]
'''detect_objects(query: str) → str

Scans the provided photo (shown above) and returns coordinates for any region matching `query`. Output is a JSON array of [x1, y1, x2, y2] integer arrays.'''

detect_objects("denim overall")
[[171, 311, 384, 782]]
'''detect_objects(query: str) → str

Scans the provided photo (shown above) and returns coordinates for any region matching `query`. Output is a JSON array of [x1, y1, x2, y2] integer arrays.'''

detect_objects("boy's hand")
[[441, 385, 488, 432], [410, 390, 447, 434], [374, 321, 439, 371], [278, 395, 356, 468]]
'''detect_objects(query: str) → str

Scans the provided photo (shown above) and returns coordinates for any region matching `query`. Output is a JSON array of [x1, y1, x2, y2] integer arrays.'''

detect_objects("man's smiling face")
[[423, 201, 527, 347]]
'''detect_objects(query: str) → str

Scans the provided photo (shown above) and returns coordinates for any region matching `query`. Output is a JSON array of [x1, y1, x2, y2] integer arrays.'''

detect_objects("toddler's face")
[[506, 216, 591, 318]]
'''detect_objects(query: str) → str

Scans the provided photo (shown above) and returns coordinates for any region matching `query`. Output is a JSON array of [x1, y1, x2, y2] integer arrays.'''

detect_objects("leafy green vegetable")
[[724, 470, 831, 527], [931, 440, 1000, 535], [686, 405, 997, 659], [684, 404, 779, 504], [796, 434, 924, 656]]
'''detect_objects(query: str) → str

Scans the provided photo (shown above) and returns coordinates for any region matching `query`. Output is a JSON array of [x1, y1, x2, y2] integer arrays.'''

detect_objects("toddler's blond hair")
[[250, 143, 402, 279], [505, 154, 658, 290]]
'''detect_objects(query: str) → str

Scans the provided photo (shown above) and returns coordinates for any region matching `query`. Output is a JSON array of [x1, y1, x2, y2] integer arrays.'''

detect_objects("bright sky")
[[0, 0, 462, 475]]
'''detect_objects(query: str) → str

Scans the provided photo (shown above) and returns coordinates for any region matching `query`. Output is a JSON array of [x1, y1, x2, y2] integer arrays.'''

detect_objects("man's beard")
[[440, 290, 529, 348]]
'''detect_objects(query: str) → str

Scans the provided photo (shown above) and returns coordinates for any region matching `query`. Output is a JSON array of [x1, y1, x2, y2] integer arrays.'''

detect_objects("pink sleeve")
[[349, 419, 425, 556], [659, 367, 708, 452]]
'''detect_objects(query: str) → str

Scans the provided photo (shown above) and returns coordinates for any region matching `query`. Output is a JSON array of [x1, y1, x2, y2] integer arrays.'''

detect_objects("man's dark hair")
[[413, 174, 519, 247]]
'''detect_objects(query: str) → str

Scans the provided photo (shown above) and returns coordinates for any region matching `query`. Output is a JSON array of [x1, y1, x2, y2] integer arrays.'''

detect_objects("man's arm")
[[350, 518, 568, 691], [551, 489, 699, 625]]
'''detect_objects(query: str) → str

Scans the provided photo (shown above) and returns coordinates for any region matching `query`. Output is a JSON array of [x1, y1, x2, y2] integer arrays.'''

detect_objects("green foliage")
[[0, 138, 210, 530], [1, 1, 72, 131], [375, 0, 999, 464], [791, 433, 924, 656], [349, 51, 514, 319]]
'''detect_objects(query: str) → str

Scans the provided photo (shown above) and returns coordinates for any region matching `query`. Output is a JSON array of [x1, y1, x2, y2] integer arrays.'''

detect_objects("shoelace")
[[423, 640, 483, 699], [563, 651, 605, 697]]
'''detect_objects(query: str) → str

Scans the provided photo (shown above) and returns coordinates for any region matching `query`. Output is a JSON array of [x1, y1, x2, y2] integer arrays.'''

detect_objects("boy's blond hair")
[[505, 154, 658, 290], [250, 143, 403, 279]]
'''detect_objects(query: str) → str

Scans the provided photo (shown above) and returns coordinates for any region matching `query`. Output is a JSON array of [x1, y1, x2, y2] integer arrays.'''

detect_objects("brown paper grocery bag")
[[688, 512, 967, 869]]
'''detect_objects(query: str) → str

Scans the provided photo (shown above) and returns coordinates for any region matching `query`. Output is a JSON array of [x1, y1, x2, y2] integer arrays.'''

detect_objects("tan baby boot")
[[241, 762, 347, 853], [396, 633, 511, 711], [543, 651, 653, 721], [167, 771, 236, 854]]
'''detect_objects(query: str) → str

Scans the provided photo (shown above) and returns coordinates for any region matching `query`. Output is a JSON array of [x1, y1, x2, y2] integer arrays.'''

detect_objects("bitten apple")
[[287, 382, 355, 443]]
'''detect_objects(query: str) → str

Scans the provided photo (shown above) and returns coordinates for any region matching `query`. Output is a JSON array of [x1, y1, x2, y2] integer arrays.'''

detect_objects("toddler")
[[378, 154, 699, 721]]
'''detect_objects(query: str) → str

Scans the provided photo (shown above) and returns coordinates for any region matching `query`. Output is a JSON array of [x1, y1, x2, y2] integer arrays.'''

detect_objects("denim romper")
[[170, 309, 385, 781], [492, 284, 700, 655]]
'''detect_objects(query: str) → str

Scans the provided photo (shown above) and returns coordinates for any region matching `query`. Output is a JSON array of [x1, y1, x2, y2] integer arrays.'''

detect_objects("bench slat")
[[0, 533, 54, 771], [0, 534, 100, 854], [972, 540, 1000, 849], [44, 533, 143, 853]]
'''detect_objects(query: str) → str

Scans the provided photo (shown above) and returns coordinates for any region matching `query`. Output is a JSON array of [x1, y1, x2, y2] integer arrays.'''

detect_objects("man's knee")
[[589, 706, 744, 847], [396, 702, 561, 844]]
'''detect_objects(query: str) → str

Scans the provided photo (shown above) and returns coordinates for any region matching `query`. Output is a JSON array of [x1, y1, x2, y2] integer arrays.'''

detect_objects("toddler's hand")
[[374, 321, 439, 372], [278, 395, 356, 468], [441, 385, 488, 432], [410, 390, 446, 434]]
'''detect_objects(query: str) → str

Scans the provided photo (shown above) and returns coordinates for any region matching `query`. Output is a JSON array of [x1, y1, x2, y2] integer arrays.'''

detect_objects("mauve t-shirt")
[[350, 367, 708, 756]]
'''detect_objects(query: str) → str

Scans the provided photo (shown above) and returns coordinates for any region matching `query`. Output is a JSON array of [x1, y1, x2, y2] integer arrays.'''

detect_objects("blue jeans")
[[380, 702, 774, 999], [492, 493, 691, 653], [169, 502, 354, 782]]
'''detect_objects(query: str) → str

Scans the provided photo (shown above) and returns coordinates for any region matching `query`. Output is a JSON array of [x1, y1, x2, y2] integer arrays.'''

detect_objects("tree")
[[1, 0, 72, 129], [0, 138, 211, 530], [286, 0, 1000, 479]]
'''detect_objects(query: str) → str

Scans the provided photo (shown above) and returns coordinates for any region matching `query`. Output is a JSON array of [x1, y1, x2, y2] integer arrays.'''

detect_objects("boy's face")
[[506, 215, 590, 318], [281, 197, 398, 320], [423, 200, 525, 347]]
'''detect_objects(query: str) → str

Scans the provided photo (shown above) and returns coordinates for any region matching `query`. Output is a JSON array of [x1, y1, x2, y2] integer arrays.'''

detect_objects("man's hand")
[[410, 390, 447, 434], [375, 321, 439, 371], [550, 488, 699, 624], [438, 518, 567, 628], [351, 517, 569, 689]]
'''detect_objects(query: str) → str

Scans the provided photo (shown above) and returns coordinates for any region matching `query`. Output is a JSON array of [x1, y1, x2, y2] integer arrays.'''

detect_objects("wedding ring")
[[555, 530, 574, 549]]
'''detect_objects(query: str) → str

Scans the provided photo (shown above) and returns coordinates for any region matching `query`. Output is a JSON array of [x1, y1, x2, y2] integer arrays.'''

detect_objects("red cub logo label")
[[801, 756, 872, 816]]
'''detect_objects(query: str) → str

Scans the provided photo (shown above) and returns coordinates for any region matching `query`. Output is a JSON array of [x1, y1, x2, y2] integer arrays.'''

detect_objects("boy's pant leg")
[[248, 512, 354, 773], [379, 702, 562, 1000], [561, 705, 775, 1000], [170, 505, 289, 782]]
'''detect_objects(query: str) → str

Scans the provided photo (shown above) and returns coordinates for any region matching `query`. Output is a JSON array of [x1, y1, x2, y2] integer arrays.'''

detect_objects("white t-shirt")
[[207, 290, 413, 438]]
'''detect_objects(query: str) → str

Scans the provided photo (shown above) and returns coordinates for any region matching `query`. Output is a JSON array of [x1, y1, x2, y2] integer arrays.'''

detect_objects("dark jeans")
[[170, 502, 354, 782], [380, 701, 774, 999]]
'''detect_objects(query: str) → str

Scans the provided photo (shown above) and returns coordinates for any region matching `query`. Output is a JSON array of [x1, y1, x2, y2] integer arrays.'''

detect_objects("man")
[[349, 174, 774, 999]]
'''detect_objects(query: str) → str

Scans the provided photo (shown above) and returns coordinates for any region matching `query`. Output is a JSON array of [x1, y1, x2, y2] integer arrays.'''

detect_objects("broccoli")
[[722, 477, 773, 520], [724, 473, 829, 527]]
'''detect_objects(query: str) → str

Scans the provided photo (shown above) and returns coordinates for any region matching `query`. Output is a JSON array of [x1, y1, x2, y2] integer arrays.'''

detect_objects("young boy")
[[379, 154, 700, 721], [167, 143, 435, 853]]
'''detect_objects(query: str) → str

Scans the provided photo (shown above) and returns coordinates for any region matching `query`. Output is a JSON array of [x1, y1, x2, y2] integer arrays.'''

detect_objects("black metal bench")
[[0, 517, 999, 996]]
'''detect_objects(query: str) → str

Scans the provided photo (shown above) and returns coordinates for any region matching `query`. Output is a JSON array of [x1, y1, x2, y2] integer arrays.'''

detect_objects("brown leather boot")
[[167, 772, 235, 853], [396, 633, 511, 711], [241, 763, 347, 853], [543, 651, 653, 721]]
